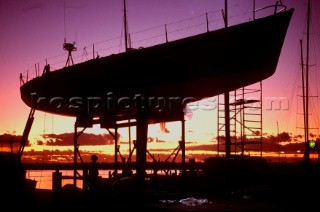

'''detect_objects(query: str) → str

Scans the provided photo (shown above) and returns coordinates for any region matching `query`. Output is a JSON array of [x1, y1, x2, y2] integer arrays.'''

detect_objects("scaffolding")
[[217, 81, 263, 158]]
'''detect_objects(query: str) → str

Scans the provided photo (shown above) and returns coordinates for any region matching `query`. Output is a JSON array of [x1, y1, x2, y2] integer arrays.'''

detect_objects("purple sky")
[[0, 0, 319, 148]]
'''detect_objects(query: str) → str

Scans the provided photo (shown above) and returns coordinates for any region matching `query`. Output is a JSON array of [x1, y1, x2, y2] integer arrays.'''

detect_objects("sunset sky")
[[0, 0, 319, 162]]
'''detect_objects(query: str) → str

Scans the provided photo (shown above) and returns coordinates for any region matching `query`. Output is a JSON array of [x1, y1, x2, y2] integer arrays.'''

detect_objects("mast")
[[123, 0, 129, 52], [223, 0, 230, 158], [300, 40, 307, 149], [304, 0, 311, 160]]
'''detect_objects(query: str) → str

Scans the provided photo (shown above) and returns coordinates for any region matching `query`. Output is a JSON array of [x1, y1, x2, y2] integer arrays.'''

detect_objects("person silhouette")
[[88, 154, 99, 191]]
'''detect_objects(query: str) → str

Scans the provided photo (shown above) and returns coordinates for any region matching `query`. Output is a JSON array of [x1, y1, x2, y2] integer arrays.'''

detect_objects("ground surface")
[[4, 159, 320, 212]]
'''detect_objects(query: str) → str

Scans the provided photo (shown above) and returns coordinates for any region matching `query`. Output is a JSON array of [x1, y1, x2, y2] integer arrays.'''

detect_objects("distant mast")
[[303, 0, 311, 161], [300, 40, 307, 151]]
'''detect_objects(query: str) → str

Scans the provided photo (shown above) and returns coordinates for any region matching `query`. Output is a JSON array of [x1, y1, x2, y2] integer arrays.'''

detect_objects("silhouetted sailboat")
[[20, 3, 293, 123], [18, 1, 294, 189]]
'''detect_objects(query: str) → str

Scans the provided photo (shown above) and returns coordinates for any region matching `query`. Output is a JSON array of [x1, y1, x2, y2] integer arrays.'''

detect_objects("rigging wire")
[[23, 10, 225, 75], [302, 0, 320, 138], [309, 2, 320, 136], [22, 2, 277, 86], [293, 0, 320, 144], [64, 0, 66, 42], [37, 112, 48, 189]]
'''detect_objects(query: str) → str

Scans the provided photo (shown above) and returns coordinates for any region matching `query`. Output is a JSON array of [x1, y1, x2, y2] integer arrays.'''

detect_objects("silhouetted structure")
[[63, 41, 77, 67], [217, 82, 263, 157], [19, 2, 293, 192], [88, 154, 100, 191], [0, 135, 37, 201]]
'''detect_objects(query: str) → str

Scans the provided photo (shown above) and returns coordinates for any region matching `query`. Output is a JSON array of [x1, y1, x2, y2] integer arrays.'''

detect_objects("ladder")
[[18, 108, 35, 156]]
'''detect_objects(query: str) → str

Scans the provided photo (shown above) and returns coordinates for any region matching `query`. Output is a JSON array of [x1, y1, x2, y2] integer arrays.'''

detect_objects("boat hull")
[[20, 9, 293, 121]]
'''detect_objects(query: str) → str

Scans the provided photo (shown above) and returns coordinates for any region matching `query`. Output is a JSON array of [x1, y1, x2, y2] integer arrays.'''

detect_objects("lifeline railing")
[[20, 0, 287, 86]]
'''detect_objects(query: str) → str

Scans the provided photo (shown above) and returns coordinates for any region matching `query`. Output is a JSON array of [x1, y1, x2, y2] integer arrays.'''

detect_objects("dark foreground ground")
[[3, 159, 320, 212], [8, 183, 318, 212]]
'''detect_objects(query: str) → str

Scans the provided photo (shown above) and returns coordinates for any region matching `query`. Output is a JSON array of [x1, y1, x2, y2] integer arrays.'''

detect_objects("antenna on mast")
[[63, 0, 77, 67], [63, 41, 77, 67]]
